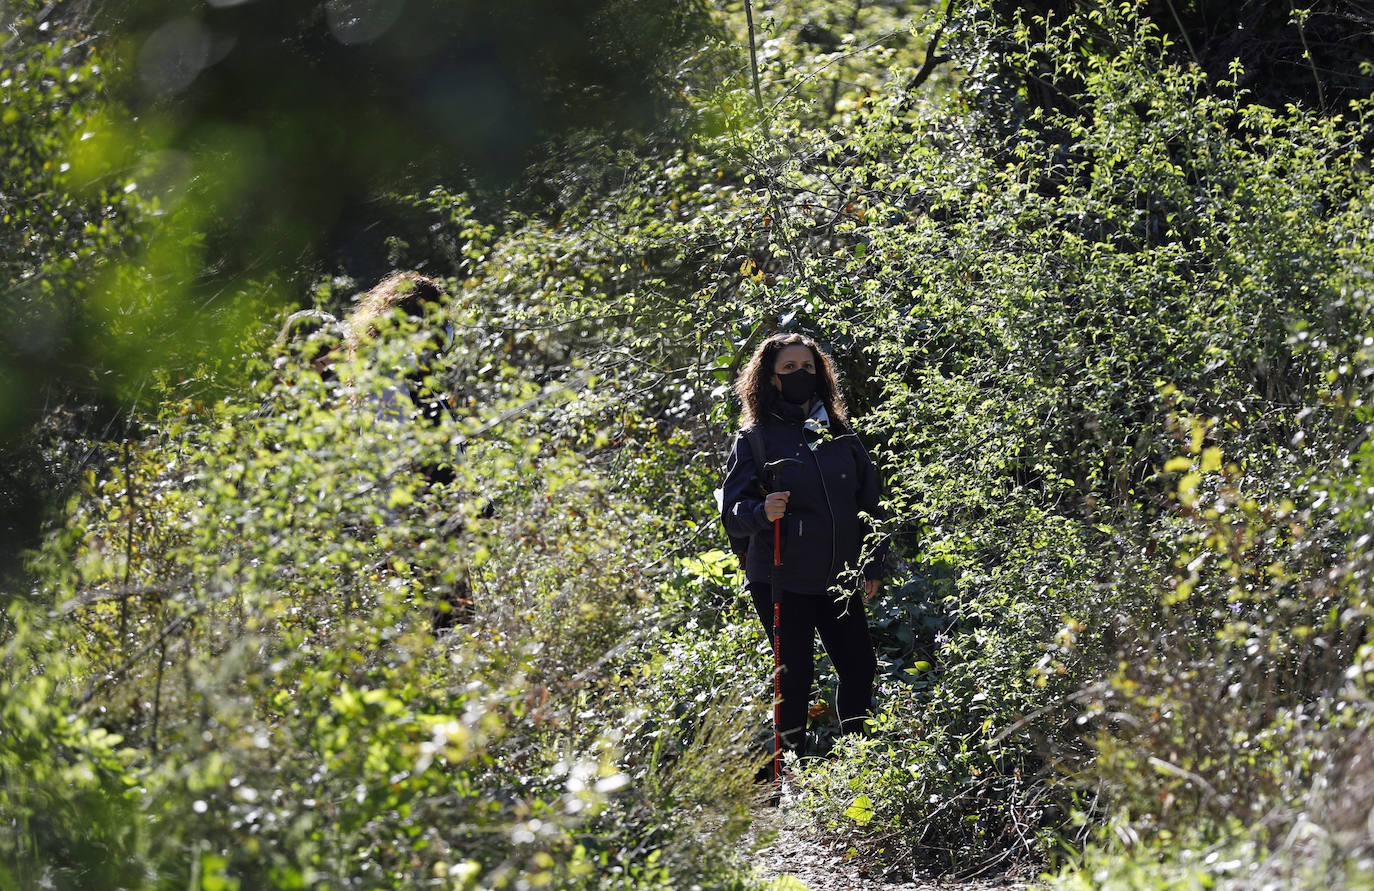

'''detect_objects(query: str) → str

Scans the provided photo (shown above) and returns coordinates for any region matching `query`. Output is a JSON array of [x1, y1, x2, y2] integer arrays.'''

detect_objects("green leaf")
[[771, 877, 811, 891], [199, 853, 240, 891], [845, 793, 875, 825]]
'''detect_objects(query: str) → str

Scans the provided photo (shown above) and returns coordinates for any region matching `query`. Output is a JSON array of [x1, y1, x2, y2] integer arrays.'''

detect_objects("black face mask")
[[776, 368, 817, 405]]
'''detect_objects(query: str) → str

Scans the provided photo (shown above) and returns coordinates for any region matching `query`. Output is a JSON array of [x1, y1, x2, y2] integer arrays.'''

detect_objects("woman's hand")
[[863, 578, 881, 600], [763, 491, 790, 522]]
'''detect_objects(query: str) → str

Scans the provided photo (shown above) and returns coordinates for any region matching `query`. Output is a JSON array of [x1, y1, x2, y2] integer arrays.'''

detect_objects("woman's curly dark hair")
[[734, 333, 849, 431]]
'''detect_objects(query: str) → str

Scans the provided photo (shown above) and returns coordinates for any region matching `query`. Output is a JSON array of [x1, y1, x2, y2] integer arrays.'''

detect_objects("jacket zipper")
[[805, 431, 840, 582]]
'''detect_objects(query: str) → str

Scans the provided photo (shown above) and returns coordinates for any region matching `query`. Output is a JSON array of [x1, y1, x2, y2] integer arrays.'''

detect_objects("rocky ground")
[[749, 809, 1037, 891]]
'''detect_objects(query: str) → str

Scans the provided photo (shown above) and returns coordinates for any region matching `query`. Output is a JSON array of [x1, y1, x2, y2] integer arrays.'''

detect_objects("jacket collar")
[[769, 400, 830, 433]]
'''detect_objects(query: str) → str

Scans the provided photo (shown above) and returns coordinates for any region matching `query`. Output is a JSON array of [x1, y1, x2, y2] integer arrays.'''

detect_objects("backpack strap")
[[713, 427, 769, 517], [717, 427, 770, 563], [742, 426, 768, 493]]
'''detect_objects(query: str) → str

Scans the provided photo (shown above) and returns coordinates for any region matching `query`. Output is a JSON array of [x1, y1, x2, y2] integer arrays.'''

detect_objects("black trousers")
[[748, 582, 877, 759]]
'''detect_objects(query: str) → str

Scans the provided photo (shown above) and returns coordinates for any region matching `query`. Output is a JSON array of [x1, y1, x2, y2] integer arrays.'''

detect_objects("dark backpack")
[[716, 427, 768, 563]]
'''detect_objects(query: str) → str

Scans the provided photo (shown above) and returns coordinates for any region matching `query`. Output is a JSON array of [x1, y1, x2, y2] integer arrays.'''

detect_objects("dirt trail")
[[749, 809, 1035, 891]]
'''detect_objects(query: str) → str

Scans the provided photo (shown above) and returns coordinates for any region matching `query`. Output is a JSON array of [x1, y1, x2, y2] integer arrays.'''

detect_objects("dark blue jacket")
[[720, 404, 887, 595]]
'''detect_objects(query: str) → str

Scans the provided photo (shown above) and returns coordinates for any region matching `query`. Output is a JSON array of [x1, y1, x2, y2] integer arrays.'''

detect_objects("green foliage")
[[0, 653, 143, 890], [334, 0, 1374, 880], [441, 0, 1374, 881], [0, 0, 723, 578], [4, 303, 761, 887], [738, 0, 952, 125], [11, 0, 1374, 886], [744, 2, 1374, 882], [0, 0, 141, 574]]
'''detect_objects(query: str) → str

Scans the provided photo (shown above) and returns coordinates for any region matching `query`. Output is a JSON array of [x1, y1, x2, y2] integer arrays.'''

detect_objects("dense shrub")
[[10, 0, 1374, 887], [4, 308, 761, 888], [744, 3, 1374, 883]]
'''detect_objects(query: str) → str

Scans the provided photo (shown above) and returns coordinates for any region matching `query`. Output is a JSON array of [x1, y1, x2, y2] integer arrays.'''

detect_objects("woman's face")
[[771, 344, 817, 392]]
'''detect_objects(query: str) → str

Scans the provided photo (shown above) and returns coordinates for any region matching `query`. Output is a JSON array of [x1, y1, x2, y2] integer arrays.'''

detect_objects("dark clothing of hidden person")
[[719, 333, 887, 765]]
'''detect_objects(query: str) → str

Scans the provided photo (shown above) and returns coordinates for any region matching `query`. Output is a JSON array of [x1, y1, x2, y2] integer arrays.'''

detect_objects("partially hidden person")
[[345, 272, 474, 630], [719, 332, 888, 768]]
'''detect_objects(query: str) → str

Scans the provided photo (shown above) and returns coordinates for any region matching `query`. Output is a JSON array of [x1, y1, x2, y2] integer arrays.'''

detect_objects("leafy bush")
[[12, 0, 1374, 886], [4, 304, 762, 888], [642, 0, 1374, 881]]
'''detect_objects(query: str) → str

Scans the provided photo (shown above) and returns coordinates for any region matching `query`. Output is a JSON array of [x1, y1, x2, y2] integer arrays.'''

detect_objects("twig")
[[569, 624, 654, 686], [1147, 754, 1221, 801], [990, 681, 1108, 744], [1292, 5, 1328, 112], [952, 843, 1014, 880], [770, 30, 904, 114], [745, 0, 764, 112], [1161, 0, 1201, 67], [79, 606, 201, 708], [827, 0, 868, 118], [450, 372, 591, 448], [151, 637, 166, 754], [57, 582, 185, 615], [120, 439, 135, 651], [1, 0, 60, 52]]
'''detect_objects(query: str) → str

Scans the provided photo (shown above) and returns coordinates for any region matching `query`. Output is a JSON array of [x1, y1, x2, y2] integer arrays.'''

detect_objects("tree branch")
[[904, 0, 959, 96]]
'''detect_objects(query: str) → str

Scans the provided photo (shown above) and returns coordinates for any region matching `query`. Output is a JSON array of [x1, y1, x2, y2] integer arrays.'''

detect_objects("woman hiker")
[[345, 272, 474, 631], [719, 332, 888, 774]]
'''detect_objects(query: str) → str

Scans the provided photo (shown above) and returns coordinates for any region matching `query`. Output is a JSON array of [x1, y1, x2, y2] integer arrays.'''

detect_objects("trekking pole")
[[772, 516, 782, 784], [764, 457, 802, 785]]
